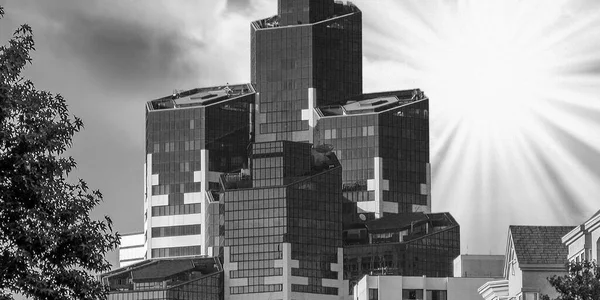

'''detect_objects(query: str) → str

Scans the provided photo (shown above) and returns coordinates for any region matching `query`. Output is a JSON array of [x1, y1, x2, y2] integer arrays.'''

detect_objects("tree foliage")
[[542, 261, 600, 300], [0, 6, 120, 300]]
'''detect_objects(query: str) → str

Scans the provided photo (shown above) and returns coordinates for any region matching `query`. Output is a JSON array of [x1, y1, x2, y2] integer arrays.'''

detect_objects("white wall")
[[119, 232, 146, 267], [354, 275, 499, 300], [121, 233, 144, 247]]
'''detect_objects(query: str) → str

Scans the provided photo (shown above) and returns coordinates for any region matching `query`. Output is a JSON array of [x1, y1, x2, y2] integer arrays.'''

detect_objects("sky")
[[1, 0, 600, 268]]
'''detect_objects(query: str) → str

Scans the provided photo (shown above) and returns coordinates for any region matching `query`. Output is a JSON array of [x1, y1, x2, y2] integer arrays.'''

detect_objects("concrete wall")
[[453, 255, 504, 278]]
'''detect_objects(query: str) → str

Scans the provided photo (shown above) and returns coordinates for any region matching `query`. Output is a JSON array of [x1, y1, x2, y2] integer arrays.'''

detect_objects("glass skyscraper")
[[112, 0, 460, 299], [251, 0, 362, 143], [316, 89, 430, 218], [251, 0, 430, 218], [144, 84, 254, 259]]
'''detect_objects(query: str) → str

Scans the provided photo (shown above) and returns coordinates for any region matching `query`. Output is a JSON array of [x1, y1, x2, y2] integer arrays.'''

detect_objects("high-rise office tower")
[[143, 84, 255, 259], [251, 0, 362, 143], [316, 90, 430, 218], [221, 141, 346, 299], [252, 0, 430, 218]]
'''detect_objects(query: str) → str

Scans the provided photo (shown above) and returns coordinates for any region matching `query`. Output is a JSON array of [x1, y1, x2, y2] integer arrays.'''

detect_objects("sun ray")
[[356, 0, 600, 253]]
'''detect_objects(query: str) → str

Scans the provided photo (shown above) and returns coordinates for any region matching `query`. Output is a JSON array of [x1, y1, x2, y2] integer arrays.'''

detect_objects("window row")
[[253, 156, 283, 168], [252, 168, 284, 180], [225, 200, 286, 212], [152, 182, 202, 195], [291, 284, 338, 295], [151, 139, 203, 154], [291, 268, 337, 280], [230, 284, 282, 295], [227, 217, 286, 230], [225, 235, 284, 246], [229, 243, 281, 255], [324, 126, 375, 140], [229, 252, 283, 264], [151, 246, 201, 258], [260, 120, 309, 134], [226, 208, 286, 220], [150, 172, 195, 186], [151, 224, 201, 238], [151, 153, 202, 167], [224, 188, 286, 201], [230, 267, 282, 279], [227, 227, 286, 239], [151, 204, 201, 216]]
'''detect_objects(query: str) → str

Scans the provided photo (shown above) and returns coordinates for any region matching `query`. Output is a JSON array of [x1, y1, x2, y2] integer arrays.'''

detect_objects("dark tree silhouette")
[[542, 261, 600, 300], [0, 6, 120, 300]]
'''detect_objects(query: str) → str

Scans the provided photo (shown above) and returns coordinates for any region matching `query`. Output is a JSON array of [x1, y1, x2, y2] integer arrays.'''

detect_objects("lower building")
[[453, 255, 504, 278], [354, 275, 498, 300], [118, 232, 146, 267], [343, 212, 460, 295], [101, 256, 223, 300], [478, 226, 575, 300]]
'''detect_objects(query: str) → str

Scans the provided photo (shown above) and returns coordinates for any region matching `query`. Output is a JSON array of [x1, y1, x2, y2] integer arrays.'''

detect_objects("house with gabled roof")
[[479, 225, 575, 300]]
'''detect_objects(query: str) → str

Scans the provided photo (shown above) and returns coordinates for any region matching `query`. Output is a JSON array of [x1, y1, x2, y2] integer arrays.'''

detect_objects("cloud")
[[226, 0, 254, 13], [56, 13, 202, 90], [13, 0, 207, 94]]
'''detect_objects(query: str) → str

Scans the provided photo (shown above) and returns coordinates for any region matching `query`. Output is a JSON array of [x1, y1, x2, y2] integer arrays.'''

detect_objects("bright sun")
[[427, 0, 555, 140], [358, 0, 600, 253]]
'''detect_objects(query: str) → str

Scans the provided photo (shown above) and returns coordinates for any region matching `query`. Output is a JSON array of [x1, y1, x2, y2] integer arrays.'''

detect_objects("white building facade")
[[354, 275, 497, 300]]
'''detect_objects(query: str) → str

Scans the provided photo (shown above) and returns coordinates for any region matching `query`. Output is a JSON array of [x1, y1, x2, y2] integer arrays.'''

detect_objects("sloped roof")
[[365, 212, 427, 233], [510, 225, 575, 265], [132, 259, 194, 281]]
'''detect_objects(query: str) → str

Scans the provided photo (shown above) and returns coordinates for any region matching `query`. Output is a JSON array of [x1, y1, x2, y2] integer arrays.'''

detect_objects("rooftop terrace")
[[101, 256, 222, 292], [252, 1, 360, 29], [344, 212, 458, 246], [147, 83, 254, 111], [317, 89, 426, 116]]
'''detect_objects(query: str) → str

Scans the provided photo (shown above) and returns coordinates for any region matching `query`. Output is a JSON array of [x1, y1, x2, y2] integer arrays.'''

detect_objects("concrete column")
[[200, 149, 208, 255], [145, 154, 153, 258]]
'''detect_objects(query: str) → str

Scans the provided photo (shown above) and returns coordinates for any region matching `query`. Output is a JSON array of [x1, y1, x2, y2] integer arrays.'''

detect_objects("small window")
[[427, 290, 447, 300], [403, 289, 423, 300], [368, 288, 378, 300]]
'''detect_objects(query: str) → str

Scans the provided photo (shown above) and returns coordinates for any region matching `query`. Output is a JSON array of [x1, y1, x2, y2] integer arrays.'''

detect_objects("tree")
[[542, 261, 600, 300], [0, 6, 120, 300]]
